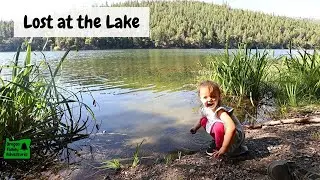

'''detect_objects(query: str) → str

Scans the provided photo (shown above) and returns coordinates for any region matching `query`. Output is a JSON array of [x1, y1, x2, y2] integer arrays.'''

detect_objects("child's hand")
[[190, 128, 197, 134], [213, 146, 227, 158]]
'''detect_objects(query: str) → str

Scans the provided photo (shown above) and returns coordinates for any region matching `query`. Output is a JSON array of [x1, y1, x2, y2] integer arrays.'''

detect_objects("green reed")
[[198, 44, 271, 106], [0, 42, 96, 169], [285, 49, 320, 101], [198, 44, 320, 120], [100, 159, 122, 170], [273, 48, 320, 108]]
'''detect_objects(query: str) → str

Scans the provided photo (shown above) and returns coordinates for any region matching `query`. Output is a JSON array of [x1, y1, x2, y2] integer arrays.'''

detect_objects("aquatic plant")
[[100, 159, 122, 170], [285, 83, 297, 107], [272, 48, 320, 109], [198, 44, 271, 106], [132, 139, 145, 168], [284, 49, 320, 101], [198, 44, 320, 120], [0, 41, 96, 169]]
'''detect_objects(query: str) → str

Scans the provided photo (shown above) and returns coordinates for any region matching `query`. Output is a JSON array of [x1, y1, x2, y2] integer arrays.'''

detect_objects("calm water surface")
[[0, 49, 301, 162]]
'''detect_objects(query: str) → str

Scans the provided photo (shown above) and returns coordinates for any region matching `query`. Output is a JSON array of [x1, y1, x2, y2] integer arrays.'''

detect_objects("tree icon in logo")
[[21, 143, 28, 150]]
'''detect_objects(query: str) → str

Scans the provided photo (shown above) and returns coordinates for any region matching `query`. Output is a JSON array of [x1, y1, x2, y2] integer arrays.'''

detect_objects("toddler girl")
[[190, 80, 248, 157]]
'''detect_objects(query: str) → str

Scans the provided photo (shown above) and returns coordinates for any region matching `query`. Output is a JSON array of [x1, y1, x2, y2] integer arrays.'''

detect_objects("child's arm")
[[190, 118, 202, 134], [213, 110, 236, 157]]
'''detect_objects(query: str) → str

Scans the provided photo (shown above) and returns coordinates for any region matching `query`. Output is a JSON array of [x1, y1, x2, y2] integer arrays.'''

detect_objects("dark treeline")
[[1, 1, 320, 51]]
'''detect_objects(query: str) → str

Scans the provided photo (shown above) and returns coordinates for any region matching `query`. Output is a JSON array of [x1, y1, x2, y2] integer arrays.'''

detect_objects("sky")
[[0, 0, 319, 21]]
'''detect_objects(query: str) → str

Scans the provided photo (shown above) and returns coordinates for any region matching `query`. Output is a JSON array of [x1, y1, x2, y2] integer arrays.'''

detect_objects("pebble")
[[311, 162, 318, 166], [189, 169, 196, 173], [48, 174, 60, 180], [267, 146, 275, 151], [305, 154, 312, 158], [4, 177, 15, 180]]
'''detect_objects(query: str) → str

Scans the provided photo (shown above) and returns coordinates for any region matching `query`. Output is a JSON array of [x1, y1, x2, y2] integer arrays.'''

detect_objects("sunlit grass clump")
[[198, 45, 320, 120], [198, 45, 271, 106], [275, 49, 320, 107]]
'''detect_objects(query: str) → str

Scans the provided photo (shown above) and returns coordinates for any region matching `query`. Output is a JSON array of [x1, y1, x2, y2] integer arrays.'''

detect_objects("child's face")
[[199, 86, 220, 110]]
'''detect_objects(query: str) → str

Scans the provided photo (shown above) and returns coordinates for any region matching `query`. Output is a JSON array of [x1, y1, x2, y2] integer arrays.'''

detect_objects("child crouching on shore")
[[190, 80, 248, 157]]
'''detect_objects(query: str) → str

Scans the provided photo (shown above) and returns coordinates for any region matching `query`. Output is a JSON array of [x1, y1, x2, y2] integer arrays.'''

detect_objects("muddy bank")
[[20, 123, 320, 180]]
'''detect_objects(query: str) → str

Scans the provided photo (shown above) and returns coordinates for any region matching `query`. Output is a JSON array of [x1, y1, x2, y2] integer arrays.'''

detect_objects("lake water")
[[0, 49, 302, 163]]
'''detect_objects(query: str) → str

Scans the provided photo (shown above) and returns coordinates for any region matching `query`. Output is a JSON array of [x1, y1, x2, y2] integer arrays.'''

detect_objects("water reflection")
[[0, 49, 307, 163], [58, 49, 206, 94]]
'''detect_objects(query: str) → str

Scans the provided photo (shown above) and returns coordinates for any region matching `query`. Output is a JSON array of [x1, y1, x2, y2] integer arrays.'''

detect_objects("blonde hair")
[[198, 80, 222, 106]]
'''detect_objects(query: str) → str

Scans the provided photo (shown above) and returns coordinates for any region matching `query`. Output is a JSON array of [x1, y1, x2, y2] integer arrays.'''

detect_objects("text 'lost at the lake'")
[[24, 15, 140, 29]]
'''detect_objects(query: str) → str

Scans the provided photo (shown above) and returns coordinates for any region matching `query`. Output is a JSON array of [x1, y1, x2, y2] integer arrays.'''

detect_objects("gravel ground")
[[2, 123, 319, 180], [103, 124, 320, 180]]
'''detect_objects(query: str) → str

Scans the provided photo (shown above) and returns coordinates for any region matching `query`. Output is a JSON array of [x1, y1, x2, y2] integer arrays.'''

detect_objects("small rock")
[[267, 146, 275, 151], [311, 162, 318, 166], [5, 177, 15, 180], [48, 174, 60, 180], [189, 169, 196, 173], [305, 154, 312, 158], [41, 171, 51, 177]]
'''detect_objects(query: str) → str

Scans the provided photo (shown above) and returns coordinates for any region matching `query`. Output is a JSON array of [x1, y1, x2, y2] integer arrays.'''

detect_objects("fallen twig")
[[244, 116, 320, 129]]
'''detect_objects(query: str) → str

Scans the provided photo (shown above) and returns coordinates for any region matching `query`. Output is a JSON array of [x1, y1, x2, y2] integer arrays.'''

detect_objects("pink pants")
[[200, 117, 225, 150]]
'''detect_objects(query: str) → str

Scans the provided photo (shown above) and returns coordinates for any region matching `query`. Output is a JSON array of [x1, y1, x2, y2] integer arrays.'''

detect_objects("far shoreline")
[[0, 47, 315, 53]]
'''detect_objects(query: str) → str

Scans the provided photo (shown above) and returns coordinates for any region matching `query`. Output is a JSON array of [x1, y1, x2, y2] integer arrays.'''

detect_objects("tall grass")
[[198, 45, 271, 106], [0, 42, 96, 169], [273, 49, 320, 108], [198, 45, 320, 120], [284, 50, 320, 101], [285, 83, 297, 107]]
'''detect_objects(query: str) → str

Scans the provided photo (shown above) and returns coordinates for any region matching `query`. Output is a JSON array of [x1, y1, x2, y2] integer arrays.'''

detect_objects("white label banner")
[[14, 7, 150, 37]]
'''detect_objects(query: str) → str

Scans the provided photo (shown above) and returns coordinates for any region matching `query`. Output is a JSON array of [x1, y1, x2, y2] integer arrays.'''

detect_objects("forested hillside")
[[1, 1, 320, 51]]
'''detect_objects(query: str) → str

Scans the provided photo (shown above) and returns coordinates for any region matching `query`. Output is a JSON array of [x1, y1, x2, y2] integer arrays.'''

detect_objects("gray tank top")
[[200, 105, 245, 153]]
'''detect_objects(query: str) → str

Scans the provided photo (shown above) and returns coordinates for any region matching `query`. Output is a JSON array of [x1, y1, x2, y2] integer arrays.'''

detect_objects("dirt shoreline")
[[15, 123, 319, 180]]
